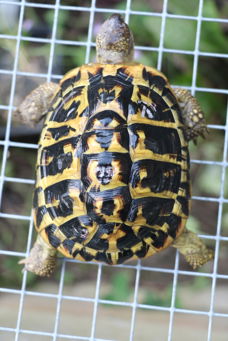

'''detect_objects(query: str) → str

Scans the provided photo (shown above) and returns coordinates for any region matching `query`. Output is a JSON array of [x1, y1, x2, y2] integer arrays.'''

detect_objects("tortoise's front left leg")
[[19, 235, 57, 277], [14, 82, 59, 127], [173, 88, 208, 142], [172, 229, 214, 269]]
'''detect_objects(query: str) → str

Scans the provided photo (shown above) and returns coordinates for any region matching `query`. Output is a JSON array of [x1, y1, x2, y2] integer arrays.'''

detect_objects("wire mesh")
[[0, 0, 227, 340]]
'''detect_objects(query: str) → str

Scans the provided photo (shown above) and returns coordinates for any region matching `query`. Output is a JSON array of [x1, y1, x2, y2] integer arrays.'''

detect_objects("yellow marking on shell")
[[162, 94, 175, 108], [85, 135, 104, 153], [60, 242, 82, 258], [62, 86, 73, 98], [107, 237, 118, 254], [160, 223, 169, 234], [129, 185, 178, 200], [35, 211, 52, 233], [93, 195, 126, 223], [144, 236, 154, 246], [62, 96, 77, 110], [133, 224, 174, 253], [92, 117, 121, 129], [128, 109, 181, 129], [79, 129, 128, 156], [61, 64, 100, 87], [130, 241, 144, 254], [131, 82, 140, 102], [128, 205, 148, 226], [60, 67, 81, 84], [50, 96, 62, 111], [39, 167, 81, 192], [106, 225, 125, 254], [129, 129, 183, 165], [39, 229, 53, 248], [172, 200, 183, 217], [33, 189, 53, 232], [108, 132, 129, 153], [152, 85, 163, 96], [181, 170, 188, 183], [85, 158, 127, 191], [131, 65, 168, 87], [54, 228, 67, 242], [84, 246, 98, 257], [97, 181, 128, 192], [144, 245, 157, 257], [82, 129, 128, 154], [94, 99, 127, 122], [99, 64, 120, 77]]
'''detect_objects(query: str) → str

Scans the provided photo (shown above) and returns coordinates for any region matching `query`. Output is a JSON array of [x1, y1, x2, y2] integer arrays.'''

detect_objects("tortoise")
[[16, 14, 213, 276]]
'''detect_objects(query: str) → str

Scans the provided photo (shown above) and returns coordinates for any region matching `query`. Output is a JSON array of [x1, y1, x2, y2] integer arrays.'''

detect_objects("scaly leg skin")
[[173, 88, 208, 143], [14, 82, 59, 127], [172, 229, 214, 269], [19, 235, 57, 277]]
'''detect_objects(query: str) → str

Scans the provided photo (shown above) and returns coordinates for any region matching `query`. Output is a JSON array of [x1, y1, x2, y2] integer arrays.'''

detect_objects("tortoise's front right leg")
[[19, 235, 57, 277], [173, 88, 208, 143], [14, 82, 59, 127]]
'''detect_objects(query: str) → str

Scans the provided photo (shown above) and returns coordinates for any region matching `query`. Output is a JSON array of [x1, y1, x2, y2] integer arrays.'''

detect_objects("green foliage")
[[222, 212, 228, 233], [164, 19, 197, 51], [143, 285, 182, 308], [0, 256, 36, 288], [167, 0, 199, 16], [192, 276, 211, 290], [102, 272, 182, 308], [103, 271, 132, 302], [187, 216, 201, 234]]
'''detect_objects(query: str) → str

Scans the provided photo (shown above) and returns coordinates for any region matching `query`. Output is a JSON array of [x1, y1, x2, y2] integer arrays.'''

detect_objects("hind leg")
[[172, 229, 214, 269], [19, 235, 57, 277]]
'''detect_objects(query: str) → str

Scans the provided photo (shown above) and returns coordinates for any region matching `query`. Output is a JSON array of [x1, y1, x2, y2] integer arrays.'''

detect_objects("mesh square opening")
[[134, 309, 169, 341], [20, 295, 57, 332], [175, 274, 212, 311], [172, 313, 209, 341], [0, 292, 21, 328], [62, 260, 98, 299], [58, 298, 94, 337]]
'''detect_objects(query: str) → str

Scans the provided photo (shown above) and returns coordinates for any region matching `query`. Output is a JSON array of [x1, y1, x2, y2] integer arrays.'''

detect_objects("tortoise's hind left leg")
[[173, 88, 208, 143], [14, 82, 59, 127], [19, 235, 57, 277], [172, 229, 214, 269]]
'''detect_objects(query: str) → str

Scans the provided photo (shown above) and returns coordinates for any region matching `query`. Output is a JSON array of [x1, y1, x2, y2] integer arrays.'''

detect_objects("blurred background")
[[0, 0, 228, 340]]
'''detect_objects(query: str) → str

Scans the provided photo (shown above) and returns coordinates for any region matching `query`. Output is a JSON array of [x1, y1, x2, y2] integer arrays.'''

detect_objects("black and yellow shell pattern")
[[33, 63, 190, 265]]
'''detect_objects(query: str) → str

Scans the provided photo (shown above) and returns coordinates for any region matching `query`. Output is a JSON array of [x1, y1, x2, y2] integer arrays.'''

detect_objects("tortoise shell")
[[33, 63, 190, 265]]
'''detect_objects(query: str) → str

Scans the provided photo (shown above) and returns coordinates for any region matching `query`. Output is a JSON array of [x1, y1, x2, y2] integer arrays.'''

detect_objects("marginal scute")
[[33, 63, 191, 265]]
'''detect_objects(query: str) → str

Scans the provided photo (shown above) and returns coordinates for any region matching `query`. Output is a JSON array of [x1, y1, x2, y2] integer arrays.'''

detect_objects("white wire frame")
[[0, 0, 227, 340]]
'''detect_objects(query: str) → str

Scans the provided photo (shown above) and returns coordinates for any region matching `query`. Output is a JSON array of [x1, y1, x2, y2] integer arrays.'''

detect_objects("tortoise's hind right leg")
[[172, 229, 214, 269], [14, 82, 59, 127]]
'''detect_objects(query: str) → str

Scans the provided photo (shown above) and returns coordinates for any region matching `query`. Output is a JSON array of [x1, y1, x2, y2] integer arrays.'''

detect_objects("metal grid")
[[0, 0, 228, 340]]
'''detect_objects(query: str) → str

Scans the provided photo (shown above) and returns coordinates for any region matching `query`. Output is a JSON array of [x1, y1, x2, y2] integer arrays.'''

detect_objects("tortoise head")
[[96, 14, 134, 64]]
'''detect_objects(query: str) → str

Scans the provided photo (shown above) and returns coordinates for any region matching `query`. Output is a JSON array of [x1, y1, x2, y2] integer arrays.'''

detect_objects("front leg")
[[14, 82, 59, 127], [173, 88, 208, 143]]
